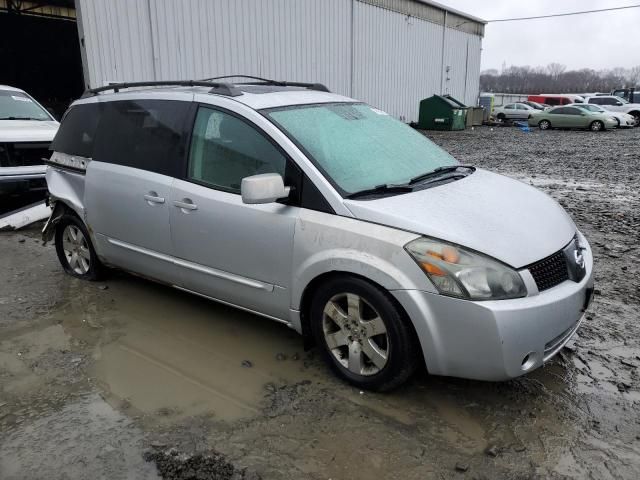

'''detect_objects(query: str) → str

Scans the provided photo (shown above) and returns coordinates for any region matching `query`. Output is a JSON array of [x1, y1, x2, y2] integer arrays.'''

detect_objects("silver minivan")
[[44, 79, 594, 391]]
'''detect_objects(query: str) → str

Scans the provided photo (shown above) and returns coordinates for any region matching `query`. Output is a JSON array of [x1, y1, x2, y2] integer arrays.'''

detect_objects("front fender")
[[290, 210, 437, 311]]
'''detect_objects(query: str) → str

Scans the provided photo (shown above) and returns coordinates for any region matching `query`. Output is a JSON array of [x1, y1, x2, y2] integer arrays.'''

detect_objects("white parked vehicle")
[[568, 103, 636, 128], [492, 103, 538, 121], [0, 85, 59, 195], [43, 78, 594, 391], [583, 95, 640, 126]]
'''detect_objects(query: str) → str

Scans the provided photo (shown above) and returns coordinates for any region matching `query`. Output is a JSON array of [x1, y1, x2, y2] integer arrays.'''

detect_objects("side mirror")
[[615, 102, 623, 106], [241, 173, 290, 204]]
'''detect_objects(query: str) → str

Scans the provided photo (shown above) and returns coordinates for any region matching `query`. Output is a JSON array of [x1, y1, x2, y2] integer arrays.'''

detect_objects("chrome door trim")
[[172, 285, 291, 326], [107, 237, 274, 292]]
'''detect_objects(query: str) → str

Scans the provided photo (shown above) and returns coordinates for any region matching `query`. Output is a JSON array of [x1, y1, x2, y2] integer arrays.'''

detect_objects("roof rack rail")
[[82, 80, 242, 98], [200, 75, 330, 93]]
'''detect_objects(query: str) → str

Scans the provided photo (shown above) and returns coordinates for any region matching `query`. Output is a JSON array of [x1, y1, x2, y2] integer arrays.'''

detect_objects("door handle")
[[144, 192, 165, 205], [173, 199, 198, 212]]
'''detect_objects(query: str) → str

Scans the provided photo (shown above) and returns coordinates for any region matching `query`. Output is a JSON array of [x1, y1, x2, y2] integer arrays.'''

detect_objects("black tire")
[[538, 119, 551, 130], [310, 276, 419, 391], [629, 111, 640, 127], [590, 120, 604, 132], [55, 214, 103, 281], [496, 113, 506, 122]]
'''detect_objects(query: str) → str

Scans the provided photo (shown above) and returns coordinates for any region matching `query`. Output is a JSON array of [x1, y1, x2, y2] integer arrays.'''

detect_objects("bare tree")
[[546, 63, 567, 79], [480, 63, 634, 94], [628, 66, 640, 86]]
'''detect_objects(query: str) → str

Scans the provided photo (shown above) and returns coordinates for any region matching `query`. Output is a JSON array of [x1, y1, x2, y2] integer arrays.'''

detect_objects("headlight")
[[405, 238, 527, 300]]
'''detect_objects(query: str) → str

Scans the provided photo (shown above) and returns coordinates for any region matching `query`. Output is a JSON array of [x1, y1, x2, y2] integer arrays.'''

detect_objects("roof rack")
[[83, 80, 242, 98], [200, 75, 330, 93]]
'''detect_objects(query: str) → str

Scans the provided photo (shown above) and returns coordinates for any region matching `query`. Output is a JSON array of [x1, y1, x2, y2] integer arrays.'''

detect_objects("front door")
[[562, 107, 585, 128], [170, 106, 298, 320]]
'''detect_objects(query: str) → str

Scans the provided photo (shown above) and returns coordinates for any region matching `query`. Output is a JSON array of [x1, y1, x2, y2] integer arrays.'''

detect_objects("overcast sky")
[[441, 0, 640, 72]]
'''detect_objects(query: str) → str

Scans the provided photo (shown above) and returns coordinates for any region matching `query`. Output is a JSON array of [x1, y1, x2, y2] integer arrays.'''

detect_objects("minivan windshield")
[[0, 90, 51, 121], [265, 103, 457, 195]]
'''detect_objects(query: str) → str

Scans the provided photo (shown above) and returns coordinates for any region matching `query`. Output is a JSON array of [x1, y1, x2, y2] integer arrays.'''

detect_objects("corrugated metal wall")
[[77, 0, 483, 122], [352, 2, 443, 121]]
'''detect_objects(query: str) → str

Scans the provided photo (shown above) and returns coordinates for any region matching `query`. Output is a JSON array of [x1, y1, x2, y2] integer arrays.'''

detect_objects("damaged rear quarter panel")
[[291, 209, 437, 312], [45, 165, 87, 221]]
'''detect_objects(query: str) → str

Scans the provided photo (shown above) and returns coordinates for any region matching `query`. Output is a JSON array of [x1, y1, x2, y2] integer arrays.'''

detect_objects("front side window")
[[0, 90, 51, 121], [188, 107, 286, 193], [504, 104, 514, 109], [265, 103, 456, 196]]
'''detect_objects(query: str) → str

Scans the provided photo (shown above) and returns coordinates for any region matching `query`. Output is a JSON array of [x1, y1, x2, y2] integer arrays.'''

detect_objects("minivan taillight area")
[[0, 142, 51, 167]]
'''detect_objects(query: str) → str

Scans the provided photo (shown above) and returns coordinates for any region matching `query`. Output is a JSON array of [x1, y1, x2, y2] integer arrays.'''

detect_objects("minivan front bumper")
[[392, 243, 594, 381]]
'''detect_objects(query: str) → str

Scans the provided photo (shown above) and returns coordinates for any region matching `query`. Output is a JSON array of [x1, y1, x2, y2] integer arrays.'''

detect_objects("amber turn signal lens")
[[426, 246, 460, 264], [420, 262, 446, 276], [442, 246, 460, 263]]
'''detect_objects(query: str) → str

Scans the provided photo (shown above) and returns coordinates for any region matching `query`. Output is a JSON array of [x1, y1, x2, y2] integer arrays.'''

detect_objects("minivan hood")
[[344, 169, 576, 268], [0, 120, 59, 142]]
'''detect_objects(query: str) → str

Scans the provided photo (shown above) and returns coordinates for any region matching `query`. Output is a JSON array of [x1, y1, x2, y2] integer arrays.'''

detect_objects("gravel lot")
[[1, 125, 638, 479]]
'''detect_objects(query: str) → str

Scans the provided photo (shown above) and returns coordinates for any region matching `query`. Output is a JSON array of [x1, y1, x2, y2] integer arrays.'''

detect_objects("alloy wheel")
[[62, 224, 91, 275], [590, 121, 603, 131], [322, 293, 389, 376]]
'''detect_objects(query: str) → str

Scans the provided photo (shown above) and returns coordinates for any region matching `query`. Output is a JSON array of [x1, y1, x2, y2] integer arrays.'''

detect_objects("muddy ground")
[[1, 125, 639, 479]]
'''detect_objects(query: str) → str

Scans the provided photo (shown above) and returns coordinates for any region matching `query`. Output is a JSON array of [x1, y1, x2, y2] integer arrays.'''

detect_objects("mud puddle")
[[50, 274, 324, 423]]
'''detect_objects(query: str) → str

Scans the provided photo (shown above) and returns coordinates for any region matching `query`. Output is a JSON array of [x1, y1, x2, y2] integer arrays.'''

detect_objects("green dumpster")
[[417, 94, 468, 130]]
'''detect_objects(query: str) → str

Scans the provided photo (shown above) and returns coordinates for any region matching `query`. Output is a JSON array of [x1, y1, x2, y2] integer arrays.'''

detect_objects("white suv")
[[43, 78, 594, 391], [0, 85, 59, 195]]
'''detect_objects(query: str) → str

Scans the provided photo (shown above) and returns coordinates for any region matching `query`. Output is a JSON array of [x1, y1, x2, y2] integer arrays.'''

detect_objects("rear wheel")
[[310, 276, 419, 391], [55, 214, 103, 280], [590, 120, 604, 132], [538, 119, 551, 130]]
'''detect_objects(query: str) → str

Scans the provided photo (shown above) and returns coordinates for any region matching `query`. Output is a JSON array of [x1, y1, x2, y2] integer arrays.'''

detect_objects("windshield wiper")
[[0, 116, 45, 121], [346, 183, 413, 199], [408, 165, 474, 185]]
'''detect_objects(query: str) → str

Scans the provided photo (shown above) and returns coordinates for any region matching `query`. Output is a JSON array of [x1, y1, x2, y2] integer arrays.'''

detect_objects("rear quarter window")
[[92, 99, 190, 177], [50, 103, 102, 158]]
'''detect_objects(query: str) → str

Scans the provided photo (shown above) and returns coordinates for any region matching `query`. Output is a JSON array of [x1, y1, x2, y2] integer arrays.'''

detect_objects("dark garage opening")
[[0, 0, 83, 119]]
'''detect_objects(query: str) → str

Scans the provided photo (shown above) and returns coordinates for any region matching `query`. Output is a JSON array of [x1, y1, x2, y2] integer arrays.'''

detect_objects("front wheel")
[[590, 120, 604, 132], [538, 119, 551, 130], [630, 112, 640, 127], [310, 276, 419, 391], [55, 214, 103, 280]]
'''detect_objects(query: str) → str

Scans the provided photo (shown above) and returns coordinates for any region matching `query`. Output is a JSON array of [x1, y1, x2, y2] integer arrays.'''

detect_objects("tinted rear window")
[[50, 103, 102, 157], [93, 99, 189, 177]]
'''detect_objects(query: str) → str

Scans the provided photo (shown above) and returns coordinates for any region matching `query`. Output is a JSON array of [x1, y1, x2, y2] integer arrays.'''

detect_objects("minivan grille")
[[0, 142, 50, 168], [528, 250, 569, 292]]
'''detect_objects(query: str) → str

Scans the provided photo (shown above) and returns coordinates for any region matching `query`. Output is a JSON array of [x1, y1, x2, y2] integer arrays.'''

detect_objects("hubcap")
[[322, 293, 389, 376], [62, 225, 91, 275], [592, 122, 601, 131]]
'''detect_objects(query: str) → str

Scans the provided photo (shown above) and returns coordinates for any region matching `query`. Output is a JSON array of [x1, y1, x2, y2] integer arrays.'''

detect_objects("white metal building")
[[75, 0, 485, 122]]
